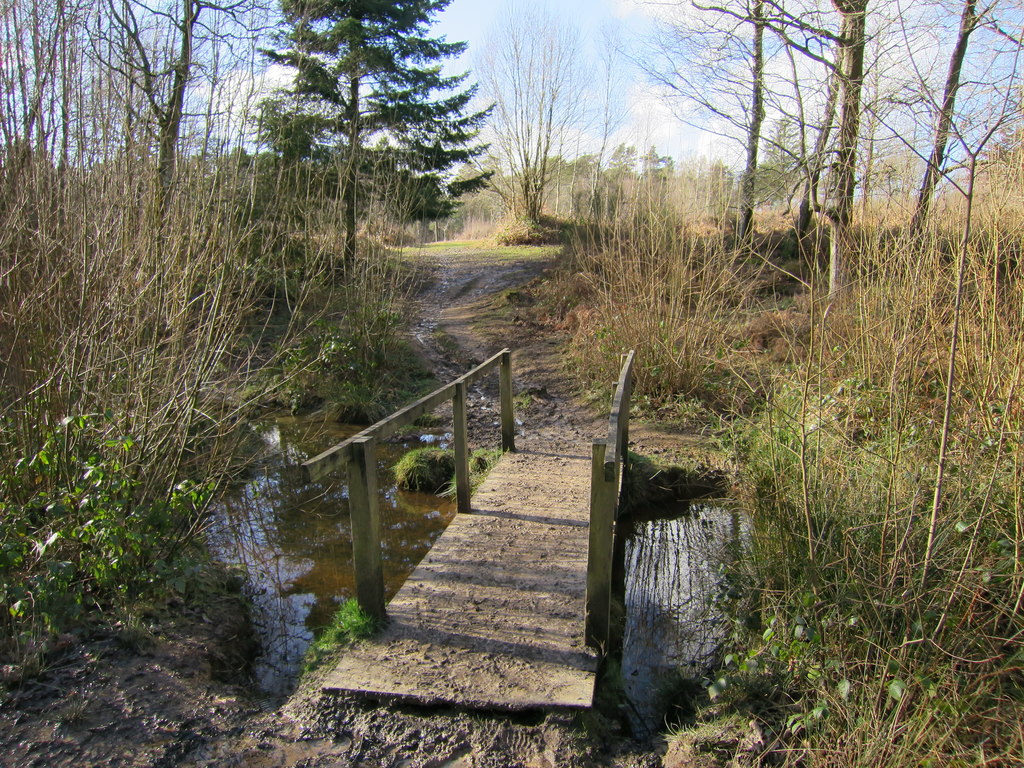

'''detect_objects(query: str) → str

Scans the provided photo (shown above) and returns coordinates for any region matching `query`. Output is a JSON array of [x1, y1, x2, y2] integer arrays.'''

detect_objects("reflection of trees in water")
[[621, 504, 742, 736], [210, 419, 455, 697]]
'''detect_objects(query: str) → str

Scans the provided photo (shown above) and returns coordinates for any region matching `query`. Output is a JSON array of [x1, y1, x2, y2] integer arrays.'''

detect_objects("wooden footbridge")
[[304, 349, 634, 711]]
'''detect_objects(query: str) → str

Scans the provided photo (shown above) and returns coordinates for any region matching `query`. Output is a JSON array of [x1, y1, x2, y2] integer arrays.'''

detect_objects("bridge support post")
[[586, 439, 616, 650], [499, 349, 516, 452], [348, 436, 386, 621], [453, 380, 471, 514]]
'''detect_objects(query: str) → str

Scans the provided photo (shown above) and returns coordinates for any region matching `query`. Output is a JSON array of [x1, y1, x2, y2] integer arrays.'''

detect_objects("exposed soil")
[[0, 242, 679, 768]]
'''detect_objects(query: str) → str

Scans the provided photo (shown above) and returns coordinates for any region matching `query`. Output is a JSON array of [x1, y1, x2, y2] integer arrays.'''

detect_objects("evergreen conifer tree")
[[264, 0, 489, 261]]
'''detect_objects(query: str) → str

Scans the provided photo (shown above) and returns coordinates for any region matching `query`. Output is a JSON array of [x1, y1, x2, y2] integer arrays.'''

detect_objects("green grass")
[[466, 448, 502, 491], [302, 599, 380, 674], [413, 240, 561, 260], [395, 446, 504, 495], [394, 447, 456, 493]]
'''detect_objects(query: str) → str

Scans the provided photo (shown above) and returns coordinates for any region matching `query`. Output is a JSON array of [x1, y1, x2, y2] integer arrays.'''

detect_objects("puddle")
[[617, 502, 743, 737], [210, 416, 455, 697]]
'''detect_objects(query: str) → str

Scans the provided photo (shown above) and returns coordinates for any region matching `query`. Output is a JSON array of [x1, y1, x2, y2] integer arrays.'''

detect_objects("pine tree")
[[263, 0, 490, 262]]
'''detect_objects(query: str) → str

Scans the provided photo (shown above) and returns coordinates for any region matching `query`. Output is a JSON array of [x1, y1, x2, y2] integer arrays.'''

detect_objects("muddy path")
[[407, 244, 607, 456], [0, 243, 662, 768]]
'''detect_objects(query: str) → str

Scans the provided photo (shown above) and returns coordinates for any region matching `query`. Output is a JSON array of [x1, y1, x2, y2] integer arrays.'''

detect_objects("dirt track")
[[0, 243, 662, 768]]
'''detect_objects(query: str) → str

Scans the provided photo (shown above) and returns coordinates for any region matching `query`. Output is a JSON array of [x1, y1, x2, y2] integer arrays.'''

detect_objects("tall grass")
[[0, 1, 417, 665], [561, 161, 1024, 762], [563, 175, 762, 413]]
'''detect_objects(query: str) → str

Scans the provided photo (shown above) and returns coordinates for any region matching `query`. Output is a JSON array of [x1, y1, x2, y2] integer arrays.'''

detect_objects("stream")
[[210, 416, 455, 698], [617, 502, 744, 736], [211, 415, 740, 733]]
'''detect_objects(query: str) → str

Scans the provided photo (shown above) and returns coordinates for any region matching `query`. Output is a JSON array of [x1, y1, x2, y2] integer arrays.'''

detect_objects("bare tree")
[[642, 0, 776, 240], [99, 0, 257, 213], [478, 7, 587, 222], [824, 0, 868, 297], [910, 0, 982, 232], [741, 0, 768, 240]]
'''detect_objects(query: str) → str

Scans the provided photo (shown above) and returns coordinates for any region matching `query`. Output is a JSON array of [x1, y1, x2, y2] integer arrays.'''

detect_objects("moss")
[[467, 448, 501, 490], [394, 447, 456, 493], [395, 446, 504, 496]]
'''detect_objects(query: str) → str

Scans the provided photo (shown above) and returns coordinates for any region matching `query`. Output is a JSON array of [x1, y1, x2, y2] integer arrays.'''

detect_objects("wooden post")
[[586, 439, 616, 650], [453, 379, 471, 514], [347, 437, 385, 621], [499, 349, 516, 452], [619, 357, 632, 502]]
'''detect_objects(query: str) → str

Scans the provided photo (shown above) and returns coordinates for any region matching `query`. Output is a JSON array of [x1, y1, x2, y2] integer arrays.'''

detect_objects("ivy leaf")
[[708, 677, 729, 700], [888, 679, 906, 701]]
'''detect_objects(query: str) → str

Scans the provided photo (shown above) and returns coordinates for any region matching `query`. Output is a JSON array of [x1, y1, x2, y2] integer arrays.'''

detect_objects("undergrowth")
[[395, 447, 503, 495], [0, 413, 210, 670], [550, 172, 1024, 764]]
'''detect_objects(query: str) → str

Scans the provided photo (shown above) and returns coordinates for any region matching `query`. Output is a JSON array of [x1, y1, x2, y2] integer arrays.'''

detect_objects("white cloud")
[[617, 81, 730, 162]]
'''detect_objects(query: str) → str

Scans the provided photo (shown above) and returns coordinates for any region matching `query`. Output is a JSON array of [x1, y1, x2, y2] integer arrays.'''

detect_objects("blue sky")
[[431, 0, 715, 161]]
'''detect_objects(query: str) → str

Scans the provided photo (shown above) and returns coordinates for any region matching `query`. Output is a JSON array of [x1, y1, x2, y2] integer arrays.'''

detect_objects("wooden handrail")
[[585, 349, 636, 650], [304, 348, 516, 621], [304, 348, 514, 481], [603, 350, 635, 481]]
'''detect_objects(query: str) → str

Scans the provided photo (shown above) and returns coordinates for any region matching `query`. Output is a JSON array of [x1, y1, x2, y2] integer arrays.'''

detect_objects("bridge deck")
[[322, 450, 598, 710]]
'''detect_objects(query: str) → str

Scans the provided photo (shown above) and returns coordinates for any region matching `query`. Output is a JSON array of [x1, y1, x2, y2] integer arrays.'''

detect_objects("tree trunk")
[[738, 0, 766, 243], [826, 0, 868, 298], [156, 0, 199, 212], [911, 0, 978, 234], [344, 75, 360, 264], [797, 66, 840, 256]]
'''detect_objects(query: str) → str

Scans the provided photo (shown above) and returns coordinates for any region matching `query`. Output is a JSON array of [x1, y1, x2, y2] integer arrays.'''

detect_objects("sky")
[[430, 0, 719, 162]]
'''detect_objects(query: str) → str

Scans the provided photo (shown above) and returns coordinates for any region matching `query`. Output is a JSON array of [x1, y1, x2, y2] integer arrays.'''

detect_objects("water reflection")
[[619, 503, 743, 736], [210, 417, 455, 697]]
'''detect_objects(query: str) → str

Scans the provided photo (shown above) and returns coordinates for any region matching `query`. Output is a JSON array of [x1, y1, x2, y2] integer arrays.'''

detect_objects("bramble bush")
[[0, 413, 210, 660]]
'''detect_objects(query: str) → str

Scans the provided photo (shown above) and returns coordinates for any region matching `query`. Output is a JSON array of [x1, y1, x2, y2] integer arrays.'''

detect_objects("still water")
[[210, 416, 455, 697], [212, 415, 739, 723], [619, 503, 743, 736]]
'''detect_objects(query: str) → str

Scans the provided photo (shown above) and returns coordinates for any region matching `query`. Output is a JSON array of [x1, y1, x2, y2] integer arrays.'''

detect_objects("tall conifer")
[[264, 0, 489, 261]]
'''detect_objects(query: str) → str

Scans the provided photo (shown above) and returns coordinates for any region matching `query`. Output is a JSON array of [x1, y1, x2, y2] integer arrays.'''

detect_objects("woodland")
[[1, 0, 1023, 765]]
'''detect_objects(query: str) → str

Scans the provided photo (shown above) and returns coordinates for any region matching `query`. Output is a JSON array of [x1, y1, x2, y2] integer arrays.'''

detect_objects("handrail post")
[[586, 439, 616, 650], [348, 437, 385, 621], [620, 355, 632, 499], [453, 379, 471, 514], [499, 349, 516, 452]]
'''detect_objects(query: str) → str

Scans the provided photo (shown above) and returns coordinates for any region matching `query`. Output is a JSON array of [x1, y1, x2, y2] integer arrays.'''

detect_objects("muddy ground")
[[0, 243, 703, 768]]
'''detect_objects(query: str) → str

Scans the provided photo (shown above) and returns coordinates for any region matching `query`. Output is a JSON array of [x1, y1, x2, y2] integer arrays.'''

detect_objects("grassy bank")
[[0, 150, 424, 678], [547, 173, 1024, 763]]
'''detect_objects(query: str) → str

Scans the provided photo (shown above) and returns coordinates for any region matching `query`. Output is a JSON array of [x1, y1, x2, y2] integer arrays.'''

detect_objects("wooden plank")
[[603, 350, 635, 481], [323, 450, 597, 710], [586, 440, 616, 650], [500, 349, 516, 452], [453, 380, 470, 515], [460, 348, 507, 387]]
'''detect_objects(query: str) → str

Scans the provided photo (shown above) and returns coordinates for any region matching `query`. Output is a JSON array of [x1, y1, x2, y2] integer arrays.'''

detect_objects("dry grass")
[[556, 162, 1024, 764]]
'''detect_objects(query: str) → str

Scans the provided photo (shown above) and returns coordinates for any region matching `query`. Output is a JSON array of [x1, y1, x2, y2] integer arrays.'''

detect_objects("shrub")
[[0, 414, 210, 660], [494, 215, 566, 246]]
